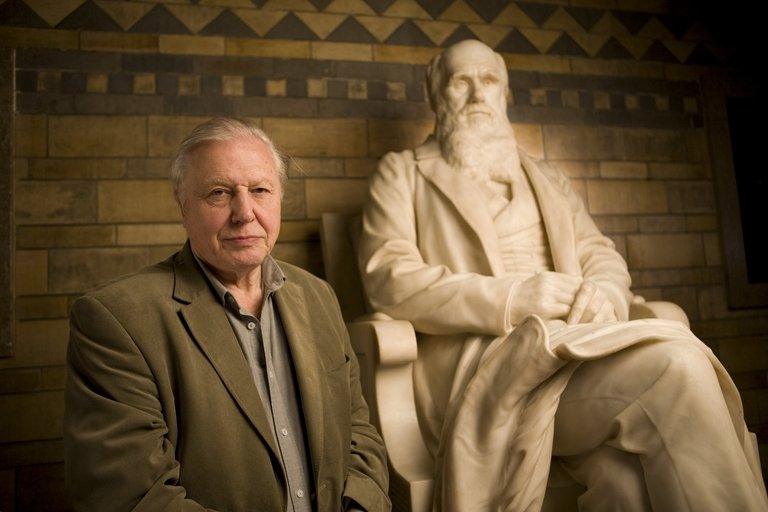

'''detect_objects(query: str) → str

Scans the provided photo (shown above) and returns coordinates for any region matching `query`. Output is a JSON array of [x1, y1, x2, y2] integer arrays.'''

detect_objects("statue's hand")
[[509, 271, 582, 323], [566, 280, 617, 324]]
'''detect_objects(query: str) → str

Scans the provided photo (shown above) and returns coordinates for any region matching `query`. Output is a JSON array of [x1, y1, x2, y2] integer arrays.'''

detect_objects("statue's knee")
[[647, 340, 713, 384]]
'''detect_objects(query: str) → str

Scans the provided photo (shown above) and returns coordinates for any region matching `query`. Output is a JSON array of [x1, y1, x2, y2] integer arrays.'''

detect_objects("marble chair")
[[319, 212, 690, 512]]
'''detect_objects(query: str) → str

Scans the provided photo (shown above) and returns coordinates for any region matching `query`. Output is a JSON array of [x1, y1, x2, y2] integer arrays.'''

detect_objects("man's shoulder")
[[76, 252, 177, 310], [277, 260, 330, 295]]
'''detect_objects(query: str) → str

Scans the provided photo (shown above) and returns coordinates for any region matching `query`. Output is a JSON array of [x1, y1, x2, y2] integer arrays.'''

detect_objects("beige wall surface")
[[1, 0, 766, 509]]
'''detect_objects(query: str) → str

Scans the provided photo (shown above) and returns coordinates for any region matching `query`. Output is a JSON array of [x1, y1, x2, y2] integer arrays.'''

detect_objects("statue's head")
[[426, 40, 520, 183], [426, 39, 510, 132]]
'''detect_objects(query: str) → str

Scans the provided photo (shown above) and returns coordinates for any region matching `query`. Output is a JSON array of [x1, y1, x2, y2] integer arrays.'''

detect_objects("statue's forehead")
[[442, 46, 501, 76]]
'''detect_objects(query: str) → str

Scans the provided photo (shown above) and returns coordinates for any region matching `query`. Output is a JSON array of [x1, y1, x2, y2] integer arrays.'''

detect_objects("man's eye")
[[251, 187, 270, 194], [483, 76, 498, 85], [209, 189, 228, 198]]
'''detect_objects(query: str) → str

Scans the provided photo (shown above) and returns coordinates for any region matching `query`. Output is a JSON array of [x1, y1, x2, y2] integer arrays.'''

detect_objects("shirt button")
[[280, 428, 288, 436], [246, 321, 256, 330], [296, 489, 304, 498], [268, 371, 275, 379]]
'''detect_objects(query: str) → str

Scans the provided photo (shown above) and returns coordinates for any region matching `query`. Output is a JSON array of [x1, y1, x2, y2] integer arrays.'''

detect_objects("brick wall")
[[1, 0, 766, 509]]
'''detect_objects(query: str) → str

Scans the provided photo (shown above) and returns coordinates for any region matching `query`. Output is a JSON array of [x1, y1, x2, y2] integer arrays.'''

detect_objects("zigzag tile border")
[[0, 0, 725, 65]]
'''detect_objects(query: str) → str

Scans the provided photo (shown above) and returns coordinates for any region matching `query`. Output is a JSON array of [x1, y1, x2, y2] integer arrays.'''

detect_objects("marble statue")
[[357, 39, 768, 511]]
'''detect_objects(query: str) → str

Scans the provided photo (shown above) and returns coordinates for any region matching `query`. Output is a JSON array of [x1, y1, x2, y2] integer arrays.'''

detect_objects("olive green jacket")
[[64, 243, 390, 512]]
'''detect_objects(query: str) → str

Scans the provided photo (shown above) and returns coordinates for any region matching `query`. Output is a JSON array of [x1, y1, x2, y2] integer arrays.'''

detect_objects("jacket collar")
[[414, 138, 574, 275], [172, 243, 280, 458], [172, 243, 328, 482]]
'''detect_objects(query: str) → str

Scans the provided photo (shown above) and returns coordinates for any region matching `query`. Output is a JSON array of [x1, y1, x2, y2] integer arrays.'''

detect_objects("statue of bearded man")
[[358, 39, 768, 511]]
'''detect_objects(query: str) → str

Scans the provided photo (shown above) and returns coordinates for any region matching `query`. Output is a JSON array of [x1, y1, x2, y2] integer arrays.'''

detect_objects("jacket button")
[[296, 489, 304, 498]]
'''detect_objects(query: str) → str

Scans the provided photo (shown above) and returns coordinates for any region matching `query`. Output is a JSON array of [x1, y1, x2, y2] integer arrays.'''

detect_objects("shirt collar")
[[192, 251, 286, 308]]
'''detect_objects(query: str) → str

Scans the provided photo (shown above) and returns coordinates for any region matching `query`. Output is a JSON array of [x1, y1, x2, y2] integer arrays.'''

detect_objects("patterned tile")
[[200, 9, 257, 37], [96, 1, 154, 31], [636, 17, 674, 40], [516, 2, 557, 26], [383, 0, 431, 20], [658, 14, 693, 39], [361, 0, 397, 15], [685, 43, 720, 66], [0, 0, 49, 28], [414, 19, 458, 46], [413, 0, 452, 19], [265, 12, 319, 39], [493, 3, 536, 28], [564, 6, 603, 31], [442, 24, 477, 47], [463, 0, 508, 24], [325, 0, 376, 15], [385, 19, 434, 46], [233, 9, 286, 37], [548, 33, 588, 57], [543, 8, 584, 33], [108, 72, 133, 94], [495, 28, 538, 54], [354, 15, 402, 41], [56, 0, 122, 31], [163, 5, 221, 33], [308, 0, 335, 11], [611, 10, 650, 35], [244, 75, 266, 96], [326, 15, 378, 43], [438, 0, 482, 24], [295, 12, 346, 39], [130, 4, 191, 34], [595, 36, 633, 59], [468, 24, 510, 49], [518, 28, 559, 53], [642, 40, 678, 62], [25, 0, 86, 27], [663, 40, 696, 63]]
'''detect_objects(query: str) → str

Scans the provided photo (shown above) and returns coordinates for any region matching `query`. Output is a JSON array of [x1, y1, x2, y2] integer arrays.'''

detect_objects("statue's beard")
[[436, 105, 522, 184]]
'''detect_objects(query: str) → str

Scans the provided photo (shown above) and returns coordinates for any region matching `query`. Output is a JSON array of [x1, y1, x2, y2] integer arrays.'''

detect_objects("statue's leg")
[[552, 338, 766, 512], [557, 445, 650, 512]]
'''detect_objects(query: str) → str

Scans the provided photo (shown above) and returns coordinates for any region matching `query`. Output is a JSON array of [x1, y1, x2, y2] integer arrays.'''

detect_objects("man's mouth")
[[223, 236, 262, 245]]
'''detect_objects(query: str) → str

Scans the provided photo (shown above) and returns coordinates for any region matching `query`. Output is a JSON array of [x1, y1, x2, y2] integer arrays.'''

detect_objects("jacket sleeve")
[[64, 295, 216, 512], [548, 162, 633, 320], [358, 151, 520, 336], [320, 280, 391, 512]]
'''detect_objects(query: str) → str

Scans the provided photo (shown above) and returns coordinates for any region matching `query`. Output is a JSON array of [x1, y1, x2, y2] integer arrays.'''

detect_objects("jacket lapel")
[[415, 140, 506, 276], [273, 281, 326, 481], [172, 244, 279, 458], [519, 153, 579, 275]]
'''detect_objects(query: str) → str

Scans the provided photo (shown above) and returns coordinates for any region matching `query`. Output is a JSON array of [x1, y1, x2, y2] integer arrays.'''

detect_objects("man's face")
[[178, 137, 281, 278], [440, 43, 508, 128]]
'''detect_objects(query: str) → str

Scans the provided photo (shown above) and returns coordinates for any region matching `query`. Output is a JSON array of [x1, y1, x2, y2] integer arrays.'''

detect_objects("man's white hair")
[[170, 117, 286, 199]]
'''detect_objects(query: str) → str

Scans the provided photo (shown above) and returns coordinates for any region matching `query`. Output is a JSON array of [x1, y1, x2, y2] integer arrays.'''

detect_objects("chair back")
[[319, 213, 367, 322]]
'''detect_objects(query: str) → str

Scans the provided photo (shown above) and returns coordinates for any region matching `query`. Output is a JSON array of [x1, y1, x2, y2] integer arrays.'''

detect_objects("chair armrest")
[[346, 317, 435, 510], [629, 298, 690, 328]]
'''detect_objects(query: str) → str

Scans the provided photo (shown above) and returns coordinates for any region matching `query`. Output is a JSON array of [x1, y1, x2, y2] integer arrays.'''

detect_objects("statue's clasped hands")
[[510, 271, 617, 325]]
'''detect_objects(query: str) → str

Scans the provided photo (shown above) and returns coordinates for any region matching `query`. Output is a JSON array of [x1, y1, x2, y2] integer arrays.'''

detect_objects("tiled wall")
[[1, 0, 766, 509]]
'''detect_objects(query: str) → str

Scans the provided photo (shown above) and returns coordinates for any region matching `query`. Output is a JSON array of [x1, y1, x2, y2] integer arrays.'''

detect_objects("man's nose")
[[231, 193, 256, 223]]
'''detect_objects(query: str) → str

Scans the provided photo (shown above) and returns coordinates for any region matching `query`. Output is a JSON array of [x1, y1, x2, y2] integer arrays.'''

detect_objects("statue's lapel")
[[519, 153, 579, 275], [415, 141, 506, 276]]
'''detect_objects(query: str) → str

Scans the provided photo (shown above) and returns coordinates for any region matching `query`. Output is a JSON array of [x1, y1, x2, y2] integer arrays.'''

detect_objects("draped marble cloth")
[[358, 140, 768, 512]]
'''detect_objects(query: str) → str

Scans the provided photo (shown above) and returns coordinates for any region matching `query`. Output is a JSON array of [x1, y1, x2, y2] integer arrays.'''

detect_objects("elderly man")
[[359, 40, 767, 511], [65, 118, 390, 512]]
